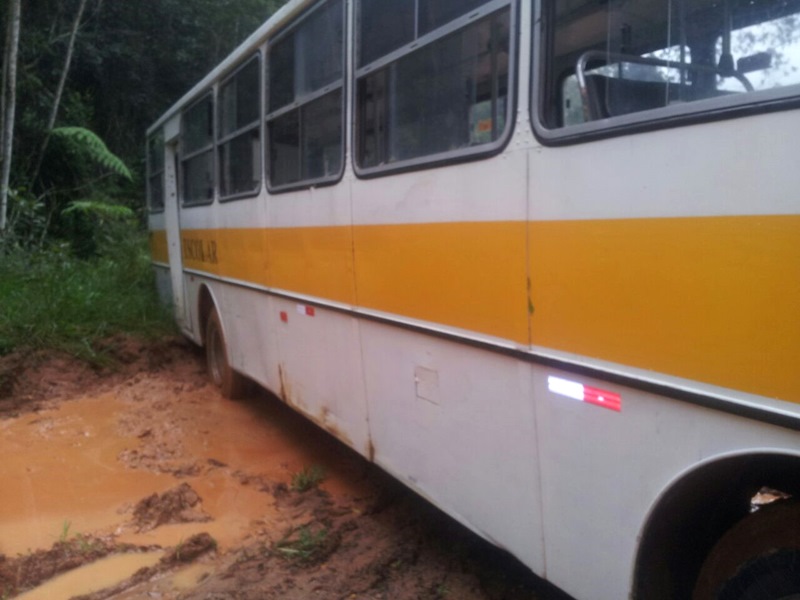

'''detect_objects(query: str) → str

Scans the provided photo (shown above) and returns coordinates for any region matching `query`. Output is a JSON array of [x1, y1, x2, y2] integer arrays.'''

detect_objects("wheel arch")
[[632, 450, 800, 600], [197, 283, 218, 347]]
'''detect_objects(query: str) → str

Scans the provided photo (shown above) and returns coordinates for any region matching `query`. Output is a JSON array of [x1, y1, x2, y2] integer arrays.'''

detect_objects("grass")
[[59, 520, 72, 543], [0, 229, 174, 362], [56, 521, 101, 554], [274, 525, 329, 562], [290, 465, 326, 492]]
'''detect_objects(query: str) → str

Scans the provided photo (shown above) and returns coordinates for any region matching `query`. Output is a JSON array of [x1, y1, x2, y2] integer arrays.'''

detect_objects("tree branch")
[[30, 0, 90, 189]]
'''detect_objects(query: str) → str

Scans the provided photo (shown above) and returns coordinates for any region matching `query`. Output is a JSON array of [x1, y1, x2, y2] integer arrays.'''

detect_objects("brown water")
[[0, 394, 169, 556], [15, 551, 163, 600], [0, 342, 548, 600], [0, 369, 369, 598]]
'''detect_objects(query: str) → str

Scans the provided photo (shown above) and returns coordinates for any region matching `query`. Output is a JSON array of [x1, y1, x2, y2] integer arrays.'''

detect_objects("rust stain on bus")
[[277, 364, 291, 404], [275, 368, 358, 449]]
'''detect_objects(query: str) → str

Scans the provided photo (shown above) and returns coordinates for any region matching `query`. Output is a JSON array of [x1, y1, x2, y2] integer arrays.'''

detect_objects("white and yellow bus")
[[147, 0, 800, 597]]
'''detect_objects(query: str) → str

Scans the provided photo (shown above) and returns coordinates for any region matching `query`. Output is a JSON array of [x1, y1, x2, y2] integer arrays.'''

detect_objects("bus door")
[[163, 140, 188, 330]]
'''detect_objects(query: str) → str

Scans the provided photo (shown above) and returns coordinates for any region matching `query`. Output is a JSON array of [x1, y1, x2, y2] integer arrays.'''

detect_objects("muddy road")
[[0, 337, 567, 600]]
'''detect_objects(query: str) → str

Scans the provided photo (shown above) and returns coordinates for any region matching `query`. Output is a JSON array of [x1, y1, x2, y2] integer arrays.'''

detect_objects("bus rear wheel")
[[693, 501, 800, 600], [205, 310, 248, 399]]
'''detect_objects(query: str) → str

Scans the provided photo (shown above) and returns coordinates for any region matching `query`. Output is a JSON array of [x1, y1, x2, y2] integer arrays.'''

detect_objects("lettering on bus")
[[182, 237, 218, 265]]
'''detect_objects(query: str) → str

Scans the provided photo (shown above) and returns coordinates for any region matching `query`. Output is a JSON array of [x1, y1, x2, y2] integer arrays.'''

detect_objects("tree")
[[30, 0, 90, 187], [0, 0, 21, 233], [0, 0, 288, 249]]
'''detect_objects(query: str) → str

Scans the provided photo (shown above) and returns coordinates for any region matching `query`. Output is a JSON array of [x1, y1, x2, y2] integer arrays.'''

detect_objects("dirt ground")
[[0, 337, 569, 600]]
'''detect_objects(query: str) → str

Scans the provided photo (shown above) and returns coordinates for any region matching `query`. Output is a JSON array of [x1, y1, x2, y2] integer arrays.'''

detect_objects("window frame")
[[180, 92, 216, 207], [531, 0, 800, 147], [217, 52, 264, 203], [147, 133, 165, 214], [265, 0, 347, 194], [352, 0, 518, 180]]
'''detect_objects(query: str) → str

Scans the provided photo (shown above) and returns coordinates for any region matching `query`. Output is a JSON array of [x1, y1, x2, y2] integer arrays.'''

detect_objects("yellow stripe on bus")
[[171, 214, 799, 403], [178, 222, 529, 343], [353, 221, 530, 344], [529, 215, 800, 403], [180, 227, 356, 304], [149, 229, 168, 264]]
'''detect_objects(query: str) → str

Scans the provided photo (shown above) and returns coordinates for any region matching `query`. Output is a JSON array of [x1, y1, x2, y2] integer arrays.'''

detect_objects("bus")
[[146, 0, 800, 598]]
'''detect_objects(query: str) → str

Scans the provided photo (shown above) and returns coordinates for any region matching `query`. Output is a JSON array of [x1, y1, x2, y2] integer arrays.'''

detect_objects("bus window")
[[181, 94, 215, 205], [147, 133, 164, 212], [358, 0, 414, 67], [218, 54, 262, 200], [355, 0, 513, 173], [542, 0, 800, 130], [717, 13, 800, 92], [266, 0, 344, 190]]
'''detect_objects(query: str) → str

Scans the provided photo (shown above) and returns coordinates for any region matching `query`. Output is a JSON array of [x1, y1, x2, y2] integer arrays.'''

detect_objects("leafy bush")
[[0, 222, 174, 360]]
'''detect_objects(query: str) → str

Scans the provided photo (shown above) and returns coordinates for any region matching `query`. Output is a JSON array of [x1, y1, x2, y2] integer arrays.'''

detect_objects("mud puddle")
[[15, 551, 163, 600], [0, 337, 558, 599]]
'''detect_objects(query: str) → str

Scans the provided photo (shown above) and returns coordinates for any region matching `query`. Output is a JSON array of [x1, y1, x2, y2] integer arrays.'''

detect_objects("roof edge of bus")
[[146, 0, 310, 137]]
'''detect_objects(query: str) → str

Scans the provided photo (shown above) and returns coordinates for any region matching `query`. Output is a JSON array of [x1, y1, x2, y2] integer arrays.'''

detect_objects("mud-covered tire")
[[205, 310, 249, 399], [693, 501, 800, 600]]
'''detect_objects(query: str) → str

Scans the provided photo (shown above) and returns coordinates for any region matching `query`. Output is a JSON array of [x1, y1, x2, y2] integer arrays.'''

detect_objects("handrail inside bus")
[[575, 49, 754, 121]]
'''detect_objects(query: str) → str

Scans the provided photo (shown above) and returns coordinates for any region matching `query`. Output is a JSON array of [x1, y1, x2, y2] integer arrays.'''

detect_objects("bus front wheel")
[[693, 501, 800, 600], [205, 310, 248, 399]]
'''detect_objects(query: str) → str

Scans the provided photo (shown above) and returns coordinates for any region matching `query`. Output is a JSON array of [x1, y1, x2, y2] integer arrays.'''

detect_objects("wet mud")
[[0, 337, 563, 599]]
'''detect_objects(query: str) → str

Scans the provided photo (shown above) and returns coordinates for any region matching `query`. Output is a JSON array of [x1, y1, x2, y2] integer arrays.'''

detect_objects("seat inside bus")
[[547, 0, 800, 127]]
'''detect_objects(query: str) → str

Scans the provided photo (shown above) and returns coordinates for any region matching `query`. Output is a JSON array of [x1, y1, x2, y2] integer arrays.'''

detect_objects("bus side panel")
[[263, 178, 369, 453], [360, 320, 545, 572], [531, 365, 800, 600], [527, 110, 800, 599], [270, 297, 370, 456], [350, 149, 542, 570]]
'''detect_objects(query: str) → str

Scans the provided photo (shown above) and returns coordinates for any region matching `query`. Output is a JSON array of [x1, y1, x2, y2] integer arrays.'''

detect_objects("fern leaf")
[[62, 200, 135, 220], [52, 126, 133, 181]]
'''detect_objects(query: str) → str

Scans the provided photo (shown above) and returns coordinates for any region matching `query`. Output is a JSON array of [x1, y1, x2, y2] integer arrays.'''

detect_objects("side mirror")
[[738, 51, 772, 74]]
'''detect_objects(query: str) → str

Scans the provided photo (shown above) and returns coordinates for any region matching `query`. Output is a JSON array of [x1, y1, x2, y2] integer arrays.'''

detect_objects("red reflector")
[[583, 385, 622, 412], [280, 311, 288, 323], [548, 376, 622, 413], [305, 306, 315, 317]]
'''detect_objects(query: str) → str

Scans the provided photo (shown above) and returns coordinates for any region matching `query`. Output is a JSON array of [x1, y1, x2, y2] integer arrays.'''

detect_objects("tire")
[[693, 501, 800, 600], [205, 309, 249, 399]]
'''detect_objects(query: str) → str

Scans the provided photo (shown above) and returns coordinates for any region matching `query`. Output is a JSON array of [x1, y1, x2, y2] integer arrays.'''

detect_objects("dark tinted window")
[[359, 0, 414, 67], [266, 0, 345, 190], [269, 32, 296, 111], [357, 8, 511, 168], [300, 0, 344, 92], [182, 96, 213, 155], [183, 151, 214, 205], [418, 0, 487, 35], [220, 56, 260, 137], [219, 55, 261, 199], [181, 94, 215, 205]]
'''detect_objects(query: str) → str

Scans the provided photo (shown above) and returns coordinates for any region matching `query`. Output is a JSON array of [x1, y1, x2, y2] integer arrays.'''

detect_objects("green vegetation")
[[74, 533, 102, 554], [59, 520, 72, 543], [0, 116, 173, 362], [0, 224, 174, 361], [0, 0, 289, 364], [275, 525, 329, 562], [290, 465, 326, 492]]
